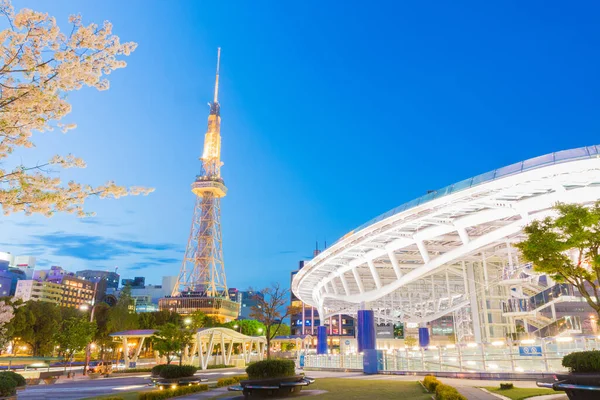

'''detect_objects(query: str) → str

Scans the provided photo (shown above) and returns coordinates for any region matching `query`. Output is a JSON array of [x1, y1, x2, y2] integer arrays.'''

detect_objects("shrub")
[[435, 383, 467, 400], [562, 350, 600, 373], [423, 375, 441, 392], [113, 368, 153, 374], [216, 374, 248, 387], [246, 359, 295, 380], [0, 375, 17, 397], [151, 364, 168, 376], [138, 383, 208, 400], [100, 397, 124, 400], [499, 383, 514, 390], [0, 371, 26, 387], [207, 364, 234, 369], [158, 365, 198, 379]]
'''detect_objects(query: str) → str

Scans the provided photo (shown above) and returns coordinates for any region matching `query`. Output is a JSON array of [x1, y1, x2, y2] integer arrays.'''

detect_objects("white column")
[[367, 259, 382, 289], [466, 262, 482, 343]]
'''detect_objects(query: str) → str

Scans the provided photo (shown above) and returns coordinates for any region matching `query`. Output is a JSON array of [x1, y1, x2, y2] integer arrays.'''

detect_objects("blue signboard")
[[519, 346, 542, 357]]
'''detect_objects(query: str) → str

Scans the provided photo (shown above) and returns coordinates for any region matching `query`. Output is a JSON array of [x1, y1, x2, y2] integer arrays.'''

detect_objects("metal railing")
[[304, 336, 600, 374], [502, 284, 573, 313]]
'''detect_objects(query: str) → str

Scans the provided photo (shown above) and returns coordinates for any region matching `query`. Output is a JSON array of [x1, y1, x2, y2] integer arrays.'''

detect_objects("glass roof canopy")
[[337, 144, 600, 245]]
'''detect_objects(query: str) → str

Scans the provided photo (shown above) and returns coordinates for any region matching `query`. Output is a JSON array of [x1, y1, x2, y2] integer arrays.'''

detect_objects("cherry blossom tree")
[[0, 0, 152, 217], [0, 300, 14, 351]]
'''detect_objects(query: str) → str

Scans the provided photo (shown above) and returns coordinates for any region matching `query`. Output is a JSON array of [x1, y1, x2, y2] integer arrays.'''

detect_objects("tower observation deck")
[[159, 49, 238, 322]]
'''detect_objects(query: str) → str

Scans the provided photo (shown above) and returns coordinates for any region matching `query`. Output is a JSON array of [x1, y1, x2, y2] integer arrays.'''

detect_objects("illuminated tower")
[[159, 49, 239, 321]]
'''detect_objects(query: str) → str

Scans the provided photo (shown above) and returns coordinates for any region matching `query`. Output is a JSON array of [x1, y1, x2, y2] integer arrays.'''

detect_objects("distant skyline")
[[2, 1, 600, 288]]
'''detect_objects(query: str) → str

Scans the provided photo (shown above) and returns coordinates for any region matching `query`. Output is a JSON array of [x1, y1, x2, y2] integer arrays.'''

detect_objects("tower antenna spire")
[[213, 47, 221, 104]]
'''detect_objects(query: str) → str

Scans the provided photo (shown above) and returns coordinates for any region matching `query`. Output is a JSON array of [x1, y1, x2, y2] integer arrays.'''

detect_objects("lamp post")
[[81, 280, 99, 376]]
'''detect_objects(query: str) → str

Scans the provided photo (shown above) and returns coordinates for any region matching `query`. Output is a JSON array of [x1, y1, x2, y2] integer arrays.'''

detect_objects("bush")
[[138, 383, 208, 400], [562, 350, 600, 373], [216, 374, 248, 387], [423, 374, 441, 392], [207, 364, 234, 369], [158, 365, 198, 379], [0, 371, 26, 387], [113, 368, 153, 374], [151, 364, 168, 376], [100, 397, 124, 400], [435, 383, 467, 400], [246, 359, 295, 380], [499, 383, 514, 390], [0, 375, 17, 397]]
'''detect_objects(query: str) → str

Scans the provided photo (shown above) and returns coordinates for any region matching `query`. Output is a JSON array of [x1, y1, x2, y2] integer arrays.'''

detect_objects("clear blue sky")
[[2, 1, 600, 290]]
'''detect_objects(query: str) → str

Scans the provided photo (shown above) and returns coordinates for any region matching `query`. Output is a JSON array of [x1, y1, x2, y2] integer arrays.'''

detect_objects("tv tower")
[[160, 49, 238, 321]]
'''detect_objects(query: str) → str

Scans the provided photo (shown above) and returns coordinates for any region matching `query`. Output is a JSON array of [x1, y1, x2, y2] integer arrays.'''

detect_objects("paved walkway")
[[456, 386, 498, 400]]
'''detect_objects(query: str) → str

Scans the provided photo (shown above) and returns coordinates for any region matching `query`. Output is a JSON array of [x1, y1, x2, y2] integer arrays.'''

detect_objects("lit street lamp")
[[80, 280, 99, 376]]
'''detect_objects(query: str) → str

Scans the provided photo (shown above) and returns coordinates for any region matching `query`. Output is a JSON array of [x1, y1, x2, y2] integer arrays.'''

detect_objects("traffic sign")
[[518, 346, 542, 356]]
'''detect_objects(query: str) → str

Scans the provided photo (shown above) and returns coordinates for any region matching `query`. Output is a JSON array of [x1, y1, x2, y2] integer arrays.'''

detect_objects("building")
[[0, 252, 35, 279], [238, 290, 263, 320], [122, 277, 145, 288], [292, 145, 600, 351], [0, 265, 27, 297], [19, 266, 95, 308], [14, 280, 63, 304], [159, 49, 239, 322], [109, 276, 177, 313], [75, 270, 120, 290]]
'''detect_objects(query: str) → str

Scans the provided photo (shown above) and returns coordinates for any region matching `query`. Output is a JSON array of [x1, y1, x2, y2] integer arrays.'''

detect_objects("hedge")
[[499, 383, 514, 390], [435, 383, 467, 400], [138, 384, 209, 400], [207, 364, 234, 369], [158, 365, 197, 379], [423, 375, 441, 392], [151, 364, 168, 376], [0, 371, 26, 387], [217, 374, 248, 387], [246, 359, 295, 379], [0, 375, 16, 397], [562, 350, 600, 373], [113, 368, 153, 374], [99, 397, 124, 400]]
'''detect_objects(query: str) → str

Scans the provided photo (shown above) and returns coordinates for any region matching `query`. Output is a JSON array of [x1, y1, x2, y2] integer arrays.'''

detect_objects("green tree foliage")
[[152, 323, 194, 366], [138, 310, 181, 329], [9, 301, 60, 356], [516, 202, 600, 318], [221, 319, 266, 336], [54, 317, 96, 369], [92, 303, 114, 360], [107, 285, 138, 333]]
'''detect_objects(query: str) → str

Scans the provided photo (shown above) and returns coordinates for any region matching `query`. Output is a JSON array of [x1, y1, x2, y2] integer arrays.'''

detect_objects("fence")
[[304, 336, 600, 373]]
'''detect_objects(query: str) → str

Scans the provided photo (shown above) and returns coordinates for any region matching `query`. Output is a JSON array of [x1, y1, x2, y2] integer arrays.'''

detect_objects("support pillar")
[[418, 323, 430, 347], [317, 326, 328, 355], [357, 309, 375, 353]]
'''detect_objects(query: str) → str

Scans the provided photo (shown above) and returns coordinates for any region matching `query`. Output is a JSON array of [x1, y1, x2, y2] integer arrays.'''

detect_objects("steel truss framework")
[[292, 145, 600, 342]]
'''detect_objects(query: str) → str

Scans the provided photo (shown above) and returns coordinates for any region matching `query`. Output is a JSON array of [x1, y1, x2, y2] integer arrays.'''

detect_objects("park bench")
[[537, 379, 600, 400], [228, 376, 315, 399]]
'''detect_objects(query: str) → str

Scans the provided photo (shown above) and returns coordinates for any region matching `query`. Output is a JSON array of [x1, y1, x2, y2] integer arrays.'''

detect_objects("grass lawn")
[[81, 391, 140, 400], [285, 378, 429, 400], [483, 386, 558, 400]]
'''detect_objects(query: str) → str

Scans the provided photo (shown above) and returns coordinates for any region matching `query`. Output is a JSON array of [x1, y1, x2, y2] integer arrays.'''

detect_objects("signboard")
[[518, 346, 542, 357], [376, 325, 394, 339], [129, 361, 137, 368]]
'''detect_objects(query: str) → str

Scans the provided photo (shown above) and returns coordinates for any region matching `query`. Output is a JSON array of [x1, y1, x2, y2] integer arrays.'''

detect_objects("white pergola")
[[292, 145, 600, 343], [192, 327, 266, 370], [110, 327, 266, 370]]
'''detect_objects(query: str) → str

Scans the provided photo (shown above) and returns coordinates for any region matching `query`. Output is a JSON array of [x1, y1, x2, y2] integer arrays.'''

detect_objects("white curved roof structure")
[[292, 145, 600, 329]]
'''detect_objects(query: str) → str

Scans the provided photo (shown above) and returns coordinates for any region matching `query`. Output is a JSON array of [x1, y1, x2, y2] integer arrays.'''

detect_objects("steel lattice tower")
[[173, 48, 229, 298]]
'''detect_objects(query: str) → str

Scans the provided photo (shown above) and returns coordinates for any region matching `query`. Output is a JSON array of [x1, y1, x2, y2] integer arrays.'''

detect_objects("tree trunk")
[[266, 337, 271, 359]]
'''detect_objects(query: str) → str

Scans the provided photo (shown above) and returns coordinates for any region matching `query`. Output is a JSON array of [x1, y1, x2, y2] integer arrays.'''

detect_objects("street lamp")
[[184, 318, 192, 326], [257, 328, 263, 335], [81, 280, 99, 376]]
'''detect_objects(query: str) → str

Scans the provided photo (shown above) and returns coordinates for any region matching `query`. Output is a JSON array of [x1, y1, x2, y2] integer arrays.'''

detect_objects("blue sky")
[[2, 1, 600, 290]]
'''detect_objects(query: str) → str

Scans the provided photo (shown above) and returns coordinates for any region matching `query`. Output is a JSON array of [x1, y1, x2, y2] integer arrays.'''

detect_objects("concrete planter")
[[240, 376, 308, 398], [555, 373, 600, 400]]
